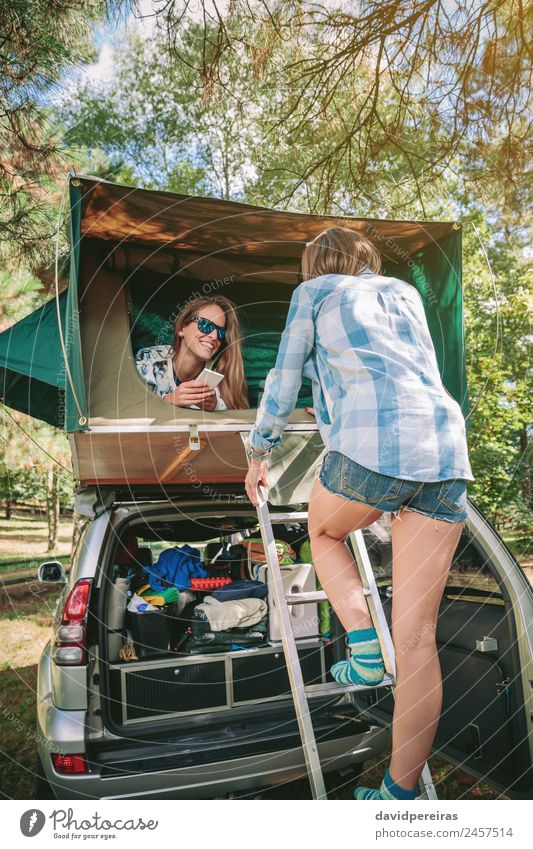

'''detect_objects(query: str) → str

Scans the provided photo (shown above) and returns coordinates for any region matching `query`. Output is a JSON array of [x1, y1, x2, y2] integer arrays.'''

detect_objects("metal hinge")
[[189, 424, 200, 450], [476, 636, 498, 652]]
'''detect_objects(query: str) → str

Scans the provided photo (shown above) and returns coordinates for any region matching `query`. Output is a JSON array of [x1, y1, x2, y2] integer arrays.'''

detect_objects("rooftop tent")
[[0, 175, 468, 496], [0, 182, 85, 430], [0, 292, 67, 428]]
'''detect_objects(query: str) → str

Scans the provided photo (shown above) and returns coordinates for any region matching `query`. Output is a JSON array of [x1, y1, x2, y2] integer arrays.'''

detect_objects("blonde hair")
[[170, 294, 249, 410], [301, 226, 382, 280]]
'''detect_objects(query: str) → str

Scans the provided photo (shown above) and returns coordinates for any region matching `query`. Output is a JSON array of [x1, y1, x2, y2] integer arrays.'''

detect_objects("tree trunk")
[[5, 500, 11, 519], [46, 468, 59, 552], [520, 427, 531, 509], [71, 517, 82, 556]]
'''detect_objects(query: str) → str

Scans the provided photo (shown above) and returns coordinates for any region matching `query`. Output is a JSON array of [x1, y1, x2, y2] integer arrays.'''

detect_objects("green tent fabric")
[[0, 292, 67, 428], [63, 181, 88, 431], [391, 228, 468, 417]]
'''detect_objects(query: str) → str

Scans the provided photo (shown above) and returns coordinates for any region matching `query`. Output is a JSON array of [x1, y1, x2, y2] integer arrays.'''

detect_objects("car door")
[[350, 501, 533, 800]]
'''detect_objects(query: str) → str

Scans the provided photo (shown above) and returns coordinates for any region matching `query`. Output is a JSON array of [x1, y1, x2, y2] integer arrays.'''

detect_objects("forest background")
[[1, 0, 531, 561]]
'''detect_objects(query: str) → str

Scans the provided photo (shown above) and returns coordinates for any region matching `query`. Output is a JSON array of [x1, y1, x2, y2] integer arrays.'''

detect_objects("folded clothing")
[[211, 579, 268, 602], [194, 595, 268, 631], [138, 584, 180, 606], [145, 544, 207, 591], [185, 611, 268, 651]]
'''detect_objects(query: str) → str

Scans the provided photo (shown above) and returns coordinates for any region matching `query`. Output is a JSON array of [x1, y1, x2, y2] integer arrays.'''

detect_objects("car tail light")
[[51, 753, 88, 774], [52, 578, 92, 666]]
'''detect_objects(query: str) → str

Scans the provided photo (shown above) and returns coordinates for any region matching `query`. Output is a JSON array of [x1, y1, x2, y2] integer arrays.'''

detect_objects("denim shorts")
[[318, 450, 468, 523]]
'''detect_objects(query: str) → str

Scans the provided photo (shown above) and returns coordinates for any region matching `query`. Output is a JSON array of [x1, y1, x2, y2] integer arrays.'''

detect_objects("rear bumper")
[[37, 614, 391, 799], [37, 654, 390, 798], [37, 725, 388, 799]]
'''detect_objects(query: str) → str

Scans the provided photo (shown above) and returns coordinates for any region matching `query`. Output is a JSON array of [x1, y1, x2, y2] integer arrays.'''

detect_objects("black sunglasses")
[[190, 315, 226, 342]]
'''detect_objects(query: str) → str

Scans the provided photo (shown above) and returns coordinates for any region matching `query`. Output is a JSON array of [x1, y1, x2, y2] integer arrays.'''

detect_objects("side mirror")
[[38, 561, 67, 584]]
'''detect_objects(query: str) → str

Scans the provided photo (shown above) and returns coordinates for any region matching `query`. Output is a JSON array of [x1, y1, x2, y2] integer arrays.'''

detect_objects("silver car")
[[35, 486, 533, 800]]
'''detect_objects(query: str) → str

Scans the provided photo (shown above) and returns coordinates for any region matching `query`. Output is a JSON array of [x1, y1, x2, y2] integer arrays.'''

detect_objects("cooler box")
[[125, 610, 172, 660]]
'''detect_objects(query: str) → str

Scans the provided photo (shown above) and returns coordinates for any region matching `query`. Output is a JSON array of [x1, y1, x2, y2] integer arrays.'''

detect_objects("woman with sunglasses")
[[135, 295, 249, 410]]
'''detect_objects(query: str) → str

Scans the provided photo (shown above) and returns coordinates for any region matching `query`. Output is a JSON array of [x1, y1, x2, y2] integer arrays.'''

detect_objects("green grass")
[[0, 584, 62, 800], [0, 554, 70, 574], [491, 529, 531, 559], [0, 664, 42, 799], [0, 517, 73, 590]]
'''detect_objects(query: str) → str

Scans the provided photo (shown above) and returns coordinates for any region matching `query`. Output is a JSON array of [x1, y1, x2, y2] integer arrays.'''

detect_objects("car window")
[[444, 529, 502, 600], [365, 516, 501, 599]]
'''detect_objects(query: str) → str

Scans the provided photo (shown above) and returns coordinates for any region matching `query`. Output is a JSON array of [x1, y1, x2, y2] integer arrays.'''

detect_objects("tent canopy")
[[0, 292, 67, 428], [0, 175, 468, 491]]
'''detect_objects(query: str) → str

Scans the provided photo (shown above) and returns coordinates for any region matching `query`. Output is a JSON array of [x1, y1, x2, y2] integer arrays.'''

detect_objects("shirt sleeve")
[[249, 282, 315, 452], [214, 385, 227, 411], [135, 347, 159, 394]]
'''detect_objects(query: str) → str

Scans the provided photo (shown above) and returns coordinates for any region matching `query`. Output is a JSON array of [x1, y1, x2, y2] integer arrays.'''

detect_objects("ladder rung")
[[304, 674, 395, 698], [286, 590, 328, 603], [284, 588, 372, 604], [268, 512, 308, 522]]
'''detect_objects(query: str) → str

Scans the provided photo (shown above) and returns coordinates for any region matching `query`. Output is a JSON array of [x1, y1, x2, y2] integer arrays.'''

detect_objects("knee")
[[308, 526, 325, 545], [393, 621, 438, 660], [308, 524, 343, 543]]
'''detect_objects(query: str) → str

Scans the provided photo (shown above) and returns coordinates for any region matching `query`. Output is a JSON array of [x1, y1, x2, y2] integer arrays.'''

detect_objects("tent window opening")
[[126, 268, 314, 410]]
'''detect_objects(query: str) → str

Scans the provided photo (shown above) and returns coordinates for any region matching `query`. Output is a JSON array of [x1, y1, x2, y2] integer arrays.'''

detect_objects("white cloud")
[[84, 41, 115, 83], [79, 0, 161, 86]]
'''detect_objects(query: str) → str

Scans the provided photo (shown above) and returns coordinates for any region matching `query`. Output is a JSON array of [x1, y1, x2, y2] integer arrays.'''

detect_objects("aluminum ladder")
[[254, 483, 438, 801]]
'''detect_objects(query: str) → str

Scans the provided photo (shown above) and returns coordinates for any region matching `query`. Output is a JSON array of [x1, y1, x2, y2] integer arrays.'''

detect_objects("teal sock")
[[330, 626, 385, 686], [354, 767, 418, 800]]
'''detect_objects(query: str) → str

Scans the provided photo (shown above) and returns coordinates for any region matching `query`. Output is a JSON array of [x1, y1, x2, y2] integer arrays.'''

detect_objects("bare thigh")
[[307, 475, 383, 539], [390, 509, 464, 653]]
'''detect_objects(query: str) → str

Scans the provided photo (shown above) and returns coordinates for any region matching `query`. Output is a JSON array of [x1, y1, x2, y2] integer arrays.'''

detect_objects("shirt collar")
[[356, 265, 376, 276]]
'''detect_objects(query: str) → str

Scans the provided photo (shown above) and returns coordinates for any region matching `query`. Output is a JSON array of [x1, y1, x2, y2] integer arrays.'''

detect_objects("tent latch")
[[189, 425, 201, 451]]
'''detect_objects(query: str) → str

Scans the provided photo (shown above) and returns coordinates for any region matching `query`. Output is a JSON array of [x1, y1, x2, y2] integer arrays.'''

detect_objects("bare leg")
[[307, 475, 383, 632], [388, 509, 464, 790]]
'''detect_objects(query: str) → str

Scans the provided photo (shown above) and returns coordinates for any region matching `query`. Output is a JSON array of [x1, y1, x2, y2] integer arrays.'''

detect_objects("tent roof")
[[76, 175, 458, 260]]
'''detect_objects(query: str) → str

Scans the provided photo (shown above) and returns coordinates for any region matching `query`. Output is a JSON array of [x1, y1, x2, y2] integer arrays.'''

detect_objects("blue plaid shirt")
[[249, 267, 474, 482]]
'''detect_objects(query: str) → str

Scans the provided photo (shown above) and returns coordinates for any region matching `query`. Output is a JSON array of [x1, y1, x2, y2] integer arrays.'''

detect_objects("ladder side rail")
[[348, 529, 396, 680], [256, 484, 328, 800]]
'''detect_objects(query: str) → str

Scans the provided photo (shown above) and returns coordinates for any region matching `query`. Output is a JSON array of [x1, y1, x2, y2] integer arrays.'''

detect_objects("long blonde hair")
[[302, 226, 382, 280], [170, 295, 249, 410]]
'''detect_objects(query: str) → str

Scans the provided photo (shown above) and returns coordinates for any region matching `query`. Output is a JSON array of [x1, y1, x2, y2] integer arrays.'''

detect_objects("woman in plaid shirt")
[[244, 227, 473, 801]]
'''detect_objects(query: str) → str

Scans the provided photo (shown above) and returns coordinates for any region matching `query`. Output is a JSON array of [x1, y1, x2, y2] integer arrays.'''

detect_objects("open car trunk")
[[88, 499, 533, 800], [87, 499, 387, 796], [0, 175, 468, 501]]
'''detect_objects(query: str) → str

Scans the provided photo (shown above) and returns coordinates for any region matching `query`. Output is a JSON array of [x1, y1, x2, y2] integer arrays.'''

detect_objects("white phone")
[[194, 367, 225, 389]]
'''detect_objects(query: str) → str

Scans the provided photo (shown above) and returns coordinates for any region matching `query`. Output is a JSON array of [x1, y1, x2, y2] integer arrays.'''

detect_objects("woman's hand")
[[244, 459, 269, 507], [305, 407, 316, 416], [163, 380, 217, 410]]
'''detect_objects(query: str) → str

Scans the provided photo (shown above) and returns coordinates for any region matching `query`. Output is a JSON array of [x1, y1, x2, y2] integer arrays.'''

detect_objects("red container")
[[190, 577, 233, 590]]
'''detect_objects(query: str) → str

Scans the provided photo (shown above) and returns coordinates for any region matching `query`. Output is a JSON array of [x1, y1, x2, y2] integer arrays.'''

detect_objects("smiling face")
[[178, 303, 226, 362]]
